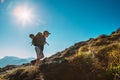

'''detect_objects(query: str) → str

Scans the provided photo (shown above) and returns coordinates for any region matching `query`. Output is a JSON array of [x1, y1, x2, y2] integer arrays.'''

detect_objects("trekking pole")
[[27, 42, 32, 46], [46, 42, 49, 46]]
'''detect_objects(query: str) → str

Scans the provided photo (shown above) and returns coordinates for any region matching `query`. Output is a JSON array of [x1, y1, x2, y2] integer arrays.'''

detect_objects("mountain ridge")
[[0, 56, 35, 68], [0, 28, 120, 80]]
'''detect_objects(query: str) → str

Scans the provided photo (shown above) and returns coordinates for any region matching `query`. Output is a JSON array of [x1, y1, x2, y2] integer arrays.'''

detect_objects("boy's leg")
[[36, 58, 40, 65], [39, 46, 44, 59], [35, 46, 41, 65]]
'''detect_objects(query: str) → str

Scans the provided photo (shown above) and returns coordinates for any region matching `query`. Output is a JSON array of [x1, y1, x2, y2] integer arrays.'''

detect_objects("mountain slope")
[[0, 28, 120, 80], [0, 56, 34, 68]]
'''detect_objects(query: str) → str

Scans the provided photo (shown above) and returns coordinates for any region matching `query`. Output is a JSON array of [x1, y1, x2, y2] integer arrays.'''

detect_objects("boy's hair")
[[29, 34, 34, 38], [43, 31, 51, 35]]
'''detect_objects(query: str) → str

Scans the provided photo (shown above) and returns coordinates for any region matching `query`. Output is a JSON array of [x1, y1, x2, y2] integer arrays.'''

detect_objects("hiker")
[[29, 30, 51, 65]]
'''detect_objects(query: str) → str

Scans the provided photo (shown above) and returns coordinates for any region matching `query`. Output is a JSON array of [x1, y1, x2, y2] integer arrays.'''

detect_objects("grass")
[[0, 66, 40, 80]]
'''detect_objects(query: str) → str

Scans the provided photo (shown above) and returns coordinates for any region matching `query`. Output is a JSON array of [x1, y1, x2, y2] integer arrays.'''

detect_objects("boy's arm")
[[44, 42, 49, 46]]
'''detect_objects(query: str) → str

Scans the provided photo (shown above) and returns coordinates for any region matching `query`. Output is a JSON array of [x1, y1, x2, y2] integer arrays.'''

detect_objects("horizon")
[[0, 0, 120, 58], [0, 56, 35, 59]]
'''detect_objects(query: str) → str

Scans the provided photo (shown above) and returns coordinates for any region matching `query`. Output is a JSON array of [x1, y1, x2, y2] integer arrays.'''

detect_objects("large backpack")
[[32, 32, 45, 46]]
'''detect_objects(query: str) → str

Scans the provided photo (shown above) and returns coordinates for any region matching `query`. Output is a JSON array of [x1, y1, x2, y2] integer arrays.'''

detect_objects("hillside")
[[0, 28, 120, 80]]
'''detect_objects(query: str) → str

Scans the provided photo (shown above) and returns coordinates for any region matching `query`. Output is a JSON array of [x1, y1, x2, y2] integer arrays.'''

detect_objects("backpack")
[[32, 32, 45, 46], [35, 32, 43, 39]]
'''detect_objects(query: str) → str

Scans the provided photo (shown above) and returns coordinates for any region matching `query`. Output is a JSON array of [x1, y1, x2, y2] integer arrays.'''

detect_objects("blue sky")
[[0, 0, 120, 58]]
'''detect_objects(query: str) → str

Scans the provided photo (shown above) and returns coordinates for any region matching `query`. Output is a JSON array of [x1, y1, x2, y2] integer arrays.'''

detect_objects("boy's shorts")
[[35, 46, 44, 59]]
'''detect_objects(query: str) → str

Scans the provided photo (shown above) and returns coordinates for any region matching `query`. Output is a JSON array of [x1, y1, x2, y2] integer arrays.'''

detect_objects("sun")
[[14, 6, 34, 26]]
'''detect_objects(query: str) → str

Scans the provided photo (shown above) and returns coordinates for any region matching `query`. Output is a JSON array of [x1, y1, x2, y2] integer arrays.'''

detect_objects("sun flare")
[[14, 6, 34, 26]]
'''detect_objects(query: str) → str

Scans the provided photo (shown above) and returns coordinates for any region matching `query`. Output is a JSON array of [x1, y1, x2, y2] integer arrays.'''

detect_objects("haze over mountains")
[[0, 56, 34, 68]]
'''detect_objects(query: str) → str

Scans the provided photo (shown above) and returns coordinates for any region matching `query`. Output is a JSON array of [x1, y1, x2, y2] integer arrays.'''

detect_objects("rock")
[[98, 34, 109, 38], [116, 28, 120, 33]]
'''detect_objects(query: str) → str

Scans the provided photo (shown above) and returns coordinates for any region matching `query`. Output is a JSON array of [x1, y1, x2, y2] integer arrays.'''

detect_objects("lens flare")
[[14, 6, 34, 26], [1, 0, 4, 3]]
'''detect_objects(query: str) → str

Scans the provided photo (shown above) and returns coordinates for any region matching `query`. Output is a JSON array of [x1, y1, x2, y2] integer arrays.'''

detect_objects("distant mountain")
[[0, 56, 35, 68]]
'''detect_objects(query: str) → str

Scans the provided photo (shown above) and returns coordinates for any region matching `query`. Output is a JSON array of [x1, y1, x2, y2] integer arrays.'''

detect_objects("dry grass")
[[1, 66, 40, 80]]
